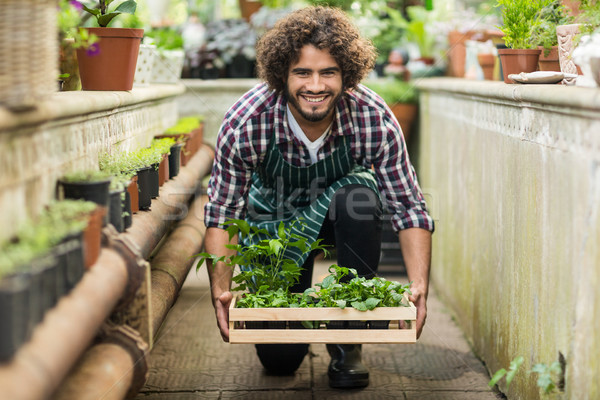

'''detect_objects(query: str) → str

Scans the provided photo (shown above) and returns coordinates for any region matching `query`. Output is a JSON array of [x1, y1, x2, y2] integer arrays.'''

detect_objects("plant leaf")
[[489, 368, 507, 387], [114, 0, 137, 14]]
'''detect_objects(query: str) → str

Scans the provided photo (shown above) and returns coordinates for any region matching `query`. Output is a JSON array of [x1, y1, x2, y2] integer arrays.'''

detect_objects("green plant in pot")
[[144, 28, 186, 84], [75, 0, 143, 90], [496, 0, 554, 83], [530, 0, 573, 71], [99, 152, 139, 219], [363, 79, 418, 142]]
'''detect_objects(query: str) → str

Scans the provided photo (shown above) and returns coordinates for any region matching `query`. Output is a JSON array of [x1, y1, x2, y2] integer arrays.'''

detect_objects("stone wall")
[[417, 78, 600, 399], [177, 79, 259, 146], [0, 85, 184, 242]]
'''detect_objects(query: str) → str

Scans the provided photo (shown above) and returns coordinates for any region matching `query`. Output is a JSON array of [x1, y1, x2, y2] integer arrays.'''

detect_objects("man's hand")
[[214, 291, 233, 342], [408, 285, 427, 338], [399, 227, 432, 340]]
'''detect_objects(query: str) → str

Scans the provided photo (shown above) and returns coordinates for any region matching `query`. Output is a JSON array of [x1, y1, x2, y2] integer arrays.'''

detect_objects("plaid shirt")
[[205, 82, 434, 233]]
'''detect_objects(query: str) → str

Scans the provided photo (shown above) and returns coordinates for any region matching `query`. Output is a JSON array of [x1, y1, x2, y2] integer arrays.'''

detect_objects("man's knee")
[[330, 184, 382, 222]]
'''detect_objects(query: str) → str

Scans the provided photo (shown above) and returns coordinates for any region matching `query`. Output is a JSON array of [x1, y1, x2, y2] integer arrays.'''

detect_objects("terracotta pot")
[[538, 46, 561, 71], [447, 30, 476, 77], [390, 103, 418, 143], [497, 48, 541, 83], [77, 28, 144, 91], [477, 53, 496, 80], [158, 153, 169, 186], [238, 0, 262, 21], [127, 176, 139, 214], [83, 206, 106, 269], [557, 24, 583, 84]]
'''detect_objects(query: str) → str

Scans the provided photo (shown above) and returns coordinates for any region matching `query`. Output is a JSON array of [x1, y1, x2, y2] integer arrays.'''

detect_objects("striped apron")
[[243, 132, 380, 267]]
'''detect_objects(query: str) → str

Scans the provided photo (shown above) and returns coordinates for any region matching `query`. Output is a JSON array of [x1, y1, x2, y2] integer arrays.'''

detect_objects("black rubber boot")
[[327, 344, 369, 388], [255, 344, 309, 375]]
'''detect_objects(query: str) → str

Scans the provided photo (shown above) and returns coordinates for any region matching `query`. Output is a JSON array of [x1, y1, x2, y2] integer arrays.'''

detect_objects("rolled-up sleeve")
[[204, 121, 253, 229]]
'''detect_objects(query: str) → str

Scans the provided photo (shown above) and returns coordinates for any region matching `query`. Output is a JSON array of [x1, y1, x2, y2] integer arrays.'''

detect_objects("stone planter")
[[134, 44, 156, 87], [151, 49, 185, 84], [557, 24, 582, 84]]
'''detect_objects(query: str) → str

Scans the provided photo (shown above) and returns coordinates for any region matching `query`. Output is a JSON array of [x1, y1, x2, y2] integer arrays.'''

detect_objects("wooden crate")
[[228, 295, 417, 344]]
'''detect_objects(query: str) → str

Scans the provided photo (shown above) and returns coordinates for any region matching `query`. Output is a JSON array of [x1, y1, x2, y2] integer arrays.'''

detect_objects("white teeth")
[[305, 96, 325, 103]]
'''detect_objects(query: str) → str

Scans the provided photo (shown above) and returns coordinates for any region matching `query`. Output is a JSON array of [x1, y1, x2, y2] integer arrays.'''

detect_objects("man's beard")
[[285, 86, 342, 122]]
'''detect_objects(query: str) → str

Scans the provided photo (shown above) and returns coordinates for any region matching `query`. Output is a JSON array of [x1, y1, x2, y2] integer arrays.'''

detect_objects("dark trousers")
[[255, 184, 382, 374]]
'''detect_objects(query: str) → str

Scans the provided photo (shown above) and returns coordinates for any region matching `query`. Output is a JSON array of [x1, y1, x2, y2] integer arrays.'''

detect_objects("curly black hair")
[[255, 6, 376, 93]]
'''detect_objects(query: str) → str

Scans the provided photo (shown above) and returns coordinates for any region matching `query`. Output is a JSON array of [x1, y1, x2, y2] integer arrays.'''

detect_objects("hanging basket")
[[77, 27, 144, 91]]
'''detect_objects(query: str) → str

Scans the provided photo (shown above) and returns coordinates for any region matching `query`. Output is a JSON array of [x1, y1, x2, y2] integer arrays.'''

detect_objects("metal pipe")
[[0, 249, 128, 400], [120, 144, 214, 260], [150, 195, 208, 339], [52, 344, 134, 400]]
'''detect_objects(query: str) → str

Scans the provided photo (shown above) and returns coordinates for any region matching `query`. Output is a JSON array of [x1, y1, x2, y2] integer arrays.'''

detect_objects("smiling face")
[[285, 45, 343, 128]]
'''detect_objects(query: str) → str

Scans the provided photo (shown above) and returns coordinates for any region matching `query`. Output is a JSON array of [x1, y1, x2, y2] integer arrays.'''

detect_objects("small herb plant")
[[530, 0, 573, 55], [496, 0, 554, 49], [489, 354, 565, 396], [79, 0, 137, 28], [197, 219, 328, 306], [61, 169, 113, 183], [313, 264, 412, 311], [165, 116, 204, 135]]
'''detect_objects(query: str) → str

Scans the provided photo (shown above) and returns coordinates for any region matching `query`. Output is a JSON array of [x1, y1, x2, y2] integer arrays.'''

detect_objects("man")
[[203, 6, 434, 389]]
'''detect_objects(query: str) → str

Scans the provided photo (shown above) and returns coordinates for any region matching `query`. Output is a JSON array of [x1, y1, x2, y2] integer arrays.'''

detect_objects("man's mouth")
[[300, 93, 329, 104]]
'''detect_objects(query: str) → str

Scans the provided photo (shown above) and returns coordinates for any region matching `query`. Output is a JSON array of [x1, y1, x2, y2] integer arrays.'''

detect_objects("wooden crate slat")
[[229, 328, 416, 344], [230, 305, 416, 321]]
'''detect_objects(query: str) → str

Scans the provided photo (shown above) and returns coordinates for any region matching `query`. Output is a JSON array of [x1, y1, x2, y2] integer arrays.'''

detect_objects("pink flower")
[[69, 0, 83, 10], [86, 42, 100, 57]]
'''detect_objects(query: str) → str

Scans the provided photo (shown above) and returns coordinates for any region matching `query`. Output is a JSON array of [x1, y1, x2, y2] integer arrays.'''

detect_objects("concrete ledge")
[[0, 84, 185, 132], [416, 77, 600, 112]]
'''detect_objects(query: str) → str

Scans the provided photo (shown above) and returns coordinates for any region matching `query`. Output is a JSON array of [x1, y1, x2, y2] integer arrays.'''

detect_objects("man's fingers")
[[215, 291, 233, 342]]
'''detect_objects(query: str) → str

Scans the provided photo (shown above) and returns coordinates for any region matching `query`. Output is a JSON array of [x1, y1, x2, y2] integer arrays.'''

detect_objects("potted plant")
[[530, 0, 573, 71], [205, 19, 257, 78], [363, 79, 418, 143], [151, 137, 176, 186], [145, 28, 186, 84], [58, 169, 112, 210], [99, 151, 139, 224], [75, 0, 143, 90], [157, 116, 205, 166], [496, 0, 552, 83]]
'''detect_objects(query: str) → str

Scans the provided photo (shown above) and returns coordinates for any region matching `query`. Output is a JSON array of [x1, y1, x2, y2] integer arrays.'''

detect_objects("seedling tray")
[[228, 294, 417, 344]]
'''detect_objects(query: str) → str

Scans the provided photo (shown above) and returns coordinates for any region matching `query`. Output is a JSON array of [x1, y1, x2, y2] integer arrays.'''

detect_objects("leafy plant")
[[489, 354, 564, 396], [496, 0, 554, 49], [577, 0, 600, 36], [0, 199, 96, 279], [58, 0, 98, 50], [151, 137, 176, 156], [196, 219, 328, 304], [530, 0, 573, 55], [79, 0, 137, 28], [314, 264, 412, 311], [531, 361, 563, 395], [165, 116, 204, 135], [363, 79, 418, 105], [144, 28, 184, 51], [489, 355, 524, 390], [61, 169, 113, 183]]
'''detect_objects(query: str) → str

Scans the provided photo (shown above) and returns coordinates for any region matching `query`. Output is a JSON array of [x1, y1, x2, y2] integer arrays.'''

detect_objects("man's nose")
[[306, 73, 325, 92]]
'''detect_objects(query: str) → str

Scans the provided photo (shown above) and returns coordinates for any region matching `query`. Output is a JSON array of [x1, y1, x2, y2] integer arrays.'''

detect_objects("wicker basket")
[[0, 0, 58, 110]]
